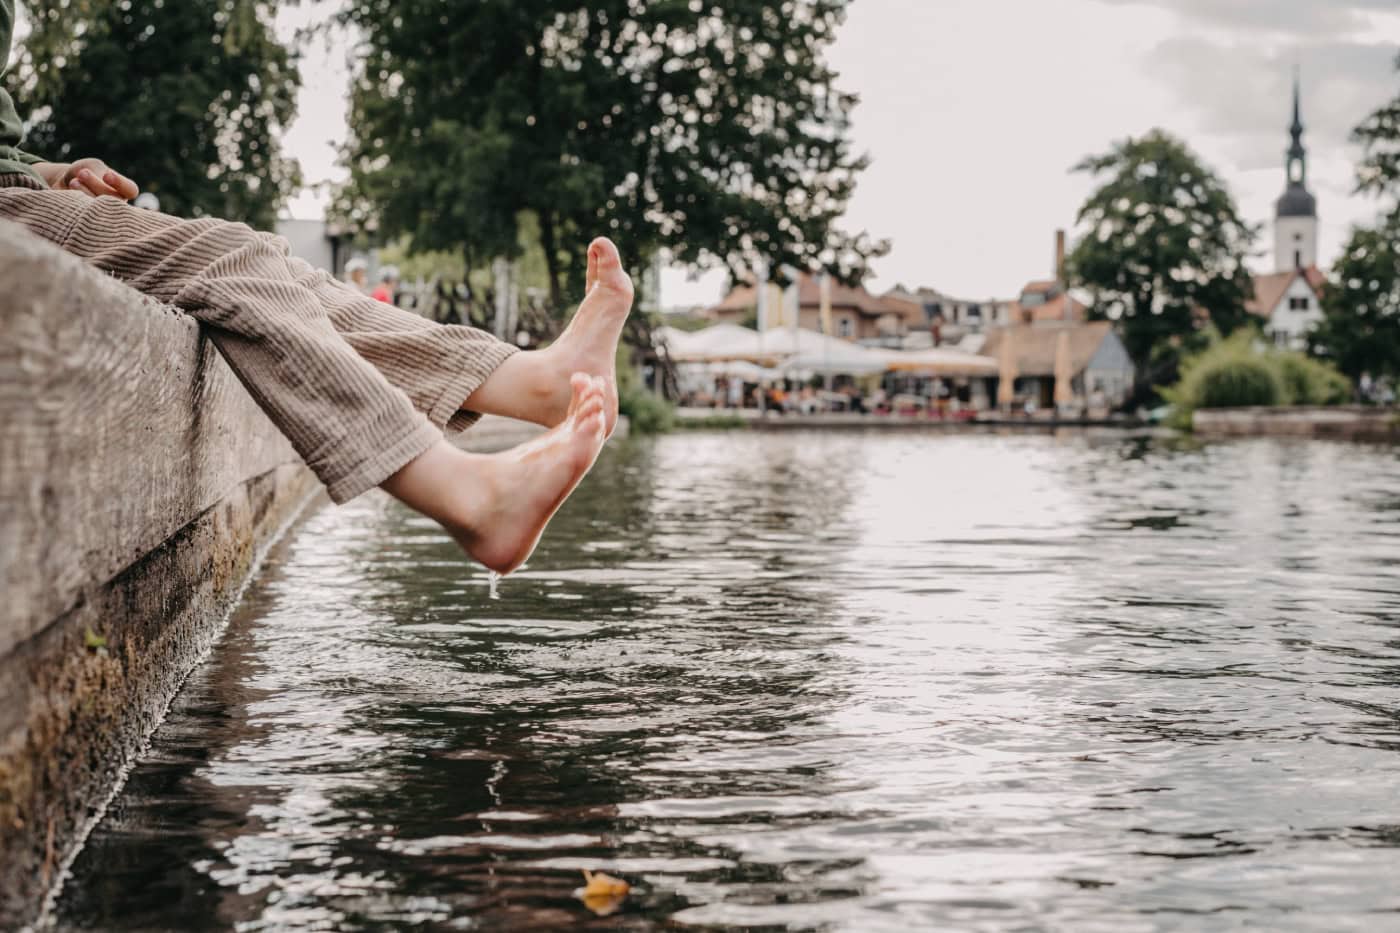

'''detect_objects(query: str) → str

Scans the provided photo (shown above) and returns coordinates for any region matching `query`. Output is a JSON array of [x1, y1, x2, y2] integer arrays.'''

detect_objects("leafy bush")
[[616, 348, 675, 434], [1163, 329, 1353, 427], [1163, 331, 1276, 415], [1193, 355, 1282, 408], [618, 383, 676, 434], [1273, 353, 1352, 405]]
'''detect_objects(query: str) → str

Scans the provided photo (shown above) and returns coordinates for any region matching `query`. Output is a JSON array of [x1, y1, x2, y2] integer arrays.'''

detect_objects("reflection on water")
[[57, 431, 1400, 931]]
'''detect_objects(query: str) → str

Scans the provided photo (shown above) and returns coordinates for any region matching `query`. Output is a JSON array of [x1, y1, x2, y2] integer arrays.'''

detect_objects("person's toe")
[[586, 241, 601, 294], [589, 237, 619, 268], [588, 238, 632, 292], [565, 373, 589, 417], [578, 392, 604, 420]]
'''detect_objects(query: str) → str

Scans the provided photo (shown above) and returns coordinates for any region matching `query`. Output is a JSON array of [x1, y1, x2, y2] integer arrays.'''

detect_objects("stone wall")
[[0, 222, 318, 925], [1193, 406, 1400, 442]]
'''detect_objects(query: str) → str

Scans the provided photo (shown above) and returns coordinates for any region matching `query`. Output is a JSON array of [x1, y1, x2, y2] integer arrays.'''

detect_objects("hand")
[[33, 158, 140, 200]]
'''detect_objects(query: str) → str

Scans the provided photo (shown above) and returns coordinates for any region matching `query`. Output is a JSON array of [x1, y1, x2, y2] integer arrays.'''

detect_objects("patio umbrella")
[[997, 329, 1017, 409], [659, 323, 768, 363], [1053, 329, 1074, 405], [762, 328, 890, 376]]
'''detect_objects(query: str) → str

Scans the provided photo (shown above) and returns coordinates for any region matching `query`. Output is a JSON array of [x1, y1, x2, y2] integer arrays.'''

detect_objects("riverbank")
[[676, 407, 1140, 431], [1194, 406, 1400, 442]]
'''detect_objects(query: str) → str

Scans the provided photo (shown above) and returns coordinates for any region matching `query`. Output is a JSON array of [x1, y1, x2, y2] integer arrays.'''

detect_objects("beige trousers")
[[0, 178, 518, 502]]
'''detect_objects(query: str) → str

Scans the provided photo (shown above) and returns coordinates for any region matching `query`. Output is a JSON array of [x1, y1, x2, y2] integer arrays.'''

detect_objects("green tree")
[[1354, 53, 1400, 204], [1313, 213, 1400, 383], [333, 0, 884, 315], [1311, 55, 1400, 385], [9, 0, 301, 228], [1065, 129, 1256, 399]]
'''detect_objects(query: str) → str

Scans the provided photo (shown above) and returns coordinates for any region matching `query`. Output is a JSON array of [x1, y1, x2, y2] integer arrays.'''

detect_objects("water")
[[55, 431, 1400, 931]]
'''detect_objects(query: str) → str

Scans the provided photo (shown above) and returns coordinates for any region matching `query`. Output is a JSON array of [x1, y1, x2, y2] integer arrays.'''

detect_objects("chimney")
[[1054, 229, 1066, 283]]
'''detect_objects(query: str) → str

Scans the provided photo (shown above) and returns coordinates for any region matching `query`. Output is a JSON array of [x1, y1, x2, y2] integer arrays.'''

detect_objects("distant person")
[[0, 0, 629, 574], [345, 256, 370, 294], [372, 265, 399, 304]]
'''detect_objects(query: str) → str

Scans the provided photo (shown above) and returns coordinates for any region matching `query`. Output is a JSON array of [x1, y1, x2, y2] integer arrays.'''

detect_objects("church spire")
[[1274, 68, 1318, 272], [1277, 69, 1314, 218], [1287, 68, 1306, 183]]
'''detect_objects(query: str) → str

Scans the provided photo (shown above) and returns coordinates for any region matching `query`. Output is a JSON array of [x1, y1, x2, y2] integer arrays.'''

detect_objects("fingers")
[[66, 165, 140, 200], [105, 171, 140, 200], [68, 167, 120, 198]]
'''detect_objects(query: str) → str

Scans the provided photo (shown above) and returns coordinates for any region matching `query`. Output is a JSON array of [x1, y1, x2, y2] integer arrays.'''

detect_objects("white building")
[[1251, 75, 1324, 350], [274, 217, 353, 276]]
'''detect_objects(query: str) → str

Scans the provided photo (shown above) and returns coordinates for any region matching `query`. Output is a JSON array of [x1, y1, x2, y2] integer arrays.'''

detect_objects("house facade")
[[979, 321, 1135, 412], [1249, 267, 1326, 350], [883, 286, 1018, 346]]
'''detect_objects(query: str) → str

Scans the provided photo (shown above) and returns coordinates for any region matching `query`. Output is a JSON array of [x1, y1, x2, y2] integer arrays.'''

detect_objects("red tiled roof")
[[707, 273, 925, 323], [1247, 266, 1324, 317]]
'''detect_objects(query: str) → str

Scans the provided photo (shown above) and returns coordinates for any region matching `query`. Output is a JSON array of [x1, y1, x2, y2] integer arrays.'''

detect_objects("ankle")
[[381, 441, 484, 531]]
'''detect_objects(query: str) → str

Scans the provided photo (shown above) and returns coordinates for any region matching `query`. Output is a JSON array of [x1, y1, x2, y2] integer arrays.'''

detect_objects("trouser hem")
[[320, 417, 442, 504], [435, 340, 522, 434]]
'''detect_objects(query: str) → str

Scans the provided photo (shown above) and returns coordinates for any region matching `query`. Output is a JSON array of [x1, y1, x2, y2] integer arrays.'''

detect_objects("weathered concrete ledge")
[[1194, 406, 1400, 442], [0, 221, 318, 925]]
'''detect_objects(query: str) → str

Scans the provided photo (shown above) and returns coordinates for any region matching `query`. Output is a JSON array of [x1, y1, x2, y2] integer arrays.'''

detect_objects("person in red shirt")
[[372, 265, 398, 303]]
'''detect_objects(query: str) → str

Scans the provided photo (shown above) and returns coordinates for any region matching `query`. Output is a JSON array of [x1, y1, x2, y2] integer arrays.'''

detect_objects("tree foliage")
[[333, 0, 884, 311], [1313, 213, 1400, 382], [1065, 129, 1256, 398], [1312, 55, 1400, 383], [1354, 53, 1400, 205], [10, 0, 301, 228]]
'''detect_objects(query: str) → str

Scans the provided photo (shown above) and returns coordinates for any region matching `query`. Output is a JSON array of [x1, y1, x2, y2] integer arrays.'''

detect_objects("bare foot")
[[459, 239, 633, 433], [446, 373, 608, 574], [544, 237, 634, 434]]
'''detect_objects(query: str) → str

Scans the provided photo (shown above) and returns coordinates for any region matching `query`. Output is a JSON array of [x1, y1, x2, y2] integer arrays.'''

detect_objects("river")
[[55, 430, 1400, 931]]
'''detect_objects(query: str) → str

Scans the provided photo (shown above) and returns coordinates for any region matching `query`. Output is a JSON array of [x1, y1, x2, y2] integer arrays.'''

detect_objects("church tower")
[[1274, 71, 1318, 272]]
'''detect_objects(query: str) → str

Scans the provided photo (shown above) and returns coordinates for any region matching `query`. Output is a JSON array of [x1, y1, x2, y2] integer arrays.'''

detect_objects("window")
[[1294, 250, 1302, 268], [1272, 330, 1288, 348], [838, 318, 854, 338], [1289, 296, 1310, 311]]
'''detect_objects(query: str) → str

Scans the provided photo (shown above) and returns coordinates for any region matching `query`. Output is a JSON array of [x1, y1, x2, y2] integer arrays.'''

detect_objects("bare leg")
[[463, 237, 634, 435], [382, 373, 609, 574]]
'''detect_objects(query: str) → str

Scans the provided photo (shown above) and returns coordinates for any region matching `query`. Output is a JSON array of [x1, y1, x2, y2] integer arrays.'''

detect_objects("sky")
[[277, 0, 1400, 308]]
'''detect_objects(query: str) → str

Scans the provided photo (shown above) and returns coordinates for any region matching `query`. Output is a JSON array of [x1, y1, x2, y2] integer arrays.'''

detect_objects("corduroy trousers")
[[0, 178, 519, 502]]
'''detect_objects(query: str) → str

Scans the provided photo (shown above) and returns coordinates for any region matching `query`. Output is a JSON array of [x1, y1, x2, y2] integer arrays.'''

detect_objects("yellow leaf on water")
[[578, 869, 629, 916]]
